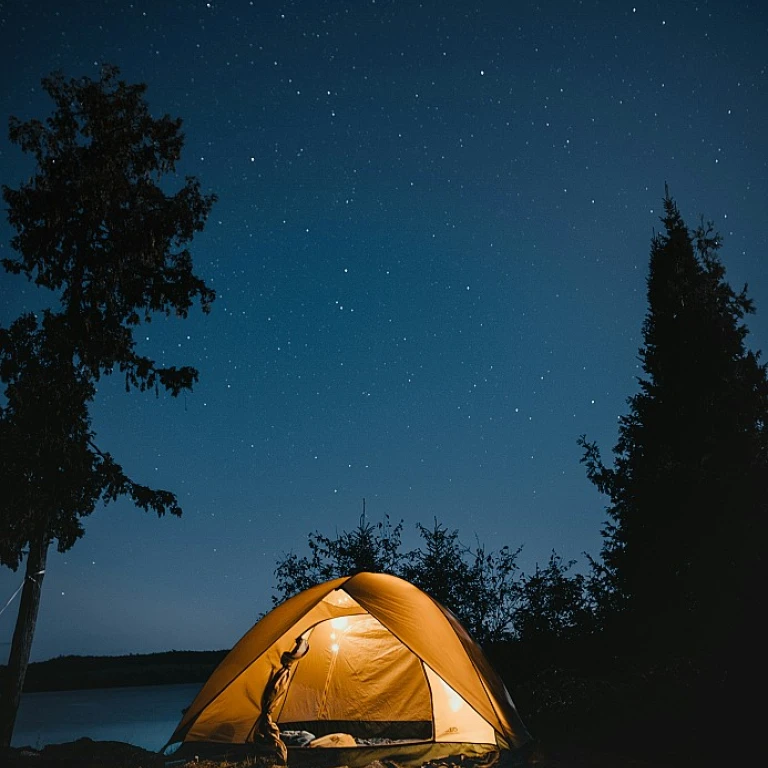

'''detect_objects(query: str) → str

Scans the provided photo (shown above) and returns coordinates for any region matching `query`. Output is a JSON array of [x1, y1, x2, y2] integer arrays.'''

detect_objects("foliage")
[[402, 521, 524, 644], [0, 64, 215, 566], [466, 540, 525, 644], [272, 514, 593, 646], [579, 190, 768, 655], [401, 520, 476, 619], [0, 313, 181, 570], [272, 515, 404, 601], [2, 65, 215, 395], [514, 552, 594, 644]]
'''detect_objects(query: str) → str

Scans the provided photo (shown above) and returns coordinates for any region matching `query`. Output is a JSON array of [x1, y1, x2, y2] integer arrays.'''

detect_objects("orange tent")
[[165, 572, 531, 766]]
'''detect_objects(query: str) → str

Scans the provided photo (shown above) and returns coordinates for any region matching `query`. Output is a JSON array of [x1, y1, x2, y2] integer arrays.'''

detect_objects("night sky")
[[1, 0, 766, 663]]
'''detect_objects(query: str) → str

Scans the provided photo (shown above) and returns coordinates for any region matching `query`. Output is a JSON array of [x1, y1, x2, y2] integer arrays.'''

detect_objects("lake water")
[[12, 682, 202, 752]]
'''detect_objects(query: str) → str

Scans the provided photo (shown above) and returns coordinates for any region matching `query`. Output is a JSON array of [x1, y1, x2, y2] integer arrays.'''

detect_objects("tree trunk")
[[0, 529, 49, 748]]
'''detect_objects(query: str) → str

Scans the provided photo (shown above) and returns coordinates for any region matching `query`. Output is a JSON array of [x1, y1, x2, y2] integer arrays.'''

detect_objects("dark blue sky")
[[1, 0, 766, 662]]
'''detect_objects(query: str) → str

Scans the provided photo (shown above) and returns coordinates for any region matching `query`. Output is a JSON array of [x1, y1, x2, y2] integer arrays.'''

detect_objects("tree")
[[271, 511, 405, 605], [402, 520, 523, 645], [465, 539, 523, 645], [579, 190, 768, 658], [514, 552, 593, 645], [0, 65, 215, 745], [401, 520, 474, 619], [272, 513, 524, 645]]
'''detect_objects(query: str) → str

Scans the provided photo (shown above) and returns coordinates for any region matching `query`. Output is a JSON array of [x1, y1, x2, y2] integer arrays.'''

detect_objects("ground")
[[1, 739, 680, 768]]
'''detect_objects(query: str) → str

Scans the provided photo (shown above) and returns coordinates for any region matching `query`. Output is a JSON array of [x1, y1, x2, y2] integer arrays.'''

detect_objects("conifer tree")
[[0, 66, 215, 745], [580, 191, 768, 658]]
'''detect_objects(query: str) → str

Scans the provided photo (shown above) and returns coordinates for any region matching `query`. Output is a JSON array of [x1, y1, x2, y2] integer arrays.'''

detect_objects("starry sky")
[[1, 0, 766, 663]]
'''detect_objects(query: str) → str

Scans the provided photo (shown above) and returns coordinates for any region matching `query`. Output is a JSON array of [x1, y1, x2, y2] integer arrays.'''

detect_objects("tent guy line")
[[0, 572, 45, 620]]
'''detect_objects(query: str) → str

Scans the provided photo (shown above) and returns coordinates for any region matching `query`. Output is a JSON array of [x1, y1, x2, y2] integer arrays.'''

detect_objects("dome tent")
[[164, 572, 531, 766]]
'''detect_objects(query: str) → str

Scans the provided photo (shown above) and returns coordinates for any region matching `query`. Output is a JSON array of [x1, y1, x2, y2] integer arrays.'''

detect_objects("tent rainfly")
[[164, 572, 532, 766]]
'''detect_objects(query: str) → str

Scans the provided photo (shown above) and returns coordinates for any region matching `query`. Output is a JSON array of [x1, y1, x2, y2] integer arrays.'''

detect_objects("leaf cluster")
[[0, 65, 214, 564], [2, 65, 216, 395], [0, 312, 181, 570], [272, 515, 597, 646], [273, 515, 404, 601], [514, 552, 596, 644]]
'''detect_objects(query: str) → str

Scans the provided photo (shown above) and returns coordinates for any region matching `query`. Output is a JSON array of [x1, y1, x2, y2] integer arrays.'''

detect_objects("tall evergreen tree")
[[0, 66, 215, 745], [580, 191, 768, 658]]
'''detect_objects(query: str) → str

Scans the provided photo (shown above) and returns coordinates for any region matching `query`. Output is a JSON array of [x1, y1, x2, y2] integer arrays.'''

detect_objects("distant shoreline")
[[1, 650, 228, 692]]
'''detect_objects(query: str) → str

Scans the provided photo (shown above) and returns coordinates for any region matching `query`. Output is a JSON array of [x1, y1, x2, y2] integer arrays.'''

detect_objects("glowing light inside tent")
[[330, 617, 349, 630], [323, 590, 356, 607], [330, 643, 340, 653], [440, 678, 464, 712]]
